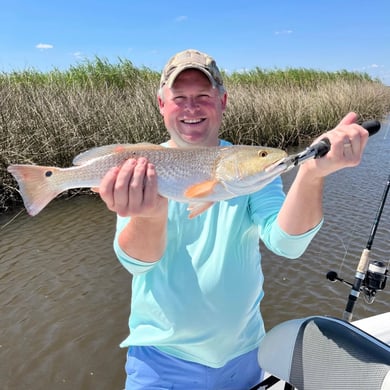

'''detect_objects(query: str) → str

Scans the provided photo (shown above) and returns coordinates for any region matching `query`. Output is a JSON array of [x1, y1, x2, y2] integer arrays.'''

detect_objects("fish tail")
[[7, 164, 64, 216]]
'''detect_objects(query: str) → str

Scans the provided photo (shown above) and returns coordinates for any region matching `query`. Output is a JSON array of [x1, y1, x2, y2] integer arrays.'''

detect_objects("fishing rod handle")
[[314, 119, 381, 159], [343, 248, 371, 322], [357, 247, 371, 274], [361, 119, 381, 136]]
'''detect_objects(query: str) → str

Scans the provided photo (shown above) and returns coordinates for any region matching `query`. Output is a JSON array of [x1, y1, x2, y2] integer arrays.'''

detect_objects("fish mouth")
[[264, 157, 287, 172]]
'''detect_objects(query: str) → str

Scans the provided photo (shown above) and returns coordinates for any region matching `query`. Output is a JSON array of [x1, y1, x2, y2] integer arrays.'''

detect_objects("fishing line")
[[336, 117, 389, 277], [0, 209, 24, 230], [326, 116, 390, 321], [337, 222, 358, 275]]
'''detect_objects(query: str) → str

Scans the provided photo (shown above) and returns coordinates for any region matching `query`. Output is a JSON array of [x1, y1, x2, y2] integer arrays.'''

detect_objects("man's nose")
[[185, 97, 198, 111]]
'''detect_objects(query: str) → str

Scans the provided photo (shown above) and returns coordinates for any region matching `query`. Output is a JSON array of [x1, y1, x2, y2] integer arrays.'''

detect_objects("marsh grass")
[[1, 58, 390, 212]]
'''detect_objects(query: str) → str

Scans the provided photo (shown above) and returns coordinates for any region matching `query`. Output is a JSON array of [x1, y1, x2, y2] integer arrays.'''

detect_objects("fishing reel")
[[362, 260, 388, 303], [327, 259, 388, 304], [326, 172, 389, 321]]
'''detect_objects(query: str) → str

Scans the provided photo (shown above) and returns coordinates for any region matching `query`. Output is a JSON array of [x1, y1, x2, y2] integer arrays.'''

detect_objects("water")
[[1, 123, 390, 389]]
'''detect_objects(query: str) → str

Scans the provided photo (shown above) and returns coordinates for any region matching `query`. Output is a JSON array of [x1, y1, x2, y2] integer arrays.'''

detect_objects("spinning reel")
[[327, 173, 389, 321], [327, 259, 388, 305]]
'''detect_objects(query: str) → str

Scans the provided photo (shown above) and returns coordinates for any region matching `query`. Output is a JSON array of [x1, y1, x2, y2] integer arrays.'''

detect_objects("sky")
[[1, 0, 389, 84]]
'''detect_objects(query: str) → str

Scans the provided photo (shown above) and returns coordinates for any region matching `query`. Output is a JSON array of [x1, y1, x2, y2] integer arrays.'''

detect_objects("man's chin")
[[178, 133, 206, 146]]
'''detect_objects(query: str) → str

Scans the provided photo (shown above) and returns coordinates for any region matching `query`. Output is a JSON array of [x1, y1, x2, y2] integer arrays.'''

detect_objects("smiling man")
[[98, 49, 369, 389], [157, 50, 227, 147]]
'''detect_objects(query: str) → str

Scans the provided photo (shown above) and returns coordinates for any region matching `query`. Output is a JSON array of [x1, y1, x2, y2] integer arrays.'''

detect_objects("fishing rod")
[[327, 172, 390, 322], [250, 120, 383, 390], [270, 120, 382, 176]]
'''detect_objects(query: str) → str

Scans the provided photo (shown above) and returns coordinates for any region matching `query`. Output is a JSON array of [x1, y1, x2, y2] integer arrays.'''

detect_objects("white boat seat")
[[257, 316, 390, 390]]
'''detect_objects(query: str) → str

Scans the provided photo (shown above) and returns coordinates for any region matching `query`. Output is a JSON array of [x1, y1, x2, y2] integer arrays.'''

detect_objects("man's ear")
[[221, 92, 227, 111], [157, 94, 164, 115]]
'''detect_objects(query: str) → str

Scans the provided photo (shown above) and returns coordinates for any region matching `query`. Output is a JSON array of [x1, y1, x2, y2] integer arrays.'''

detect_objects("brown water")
[[1, 123, 390, 390]]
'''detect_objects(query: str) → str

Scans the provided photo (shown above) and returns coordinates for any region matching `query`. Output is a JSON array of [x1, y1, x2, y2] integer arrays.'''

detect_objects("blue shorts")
[[124, 346, 263, 389]]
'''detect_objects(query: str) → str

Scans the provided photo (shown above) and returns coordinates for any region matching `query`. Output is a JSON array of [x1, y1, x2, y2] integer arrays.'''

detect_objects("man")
[[99, 49, 369, 389]]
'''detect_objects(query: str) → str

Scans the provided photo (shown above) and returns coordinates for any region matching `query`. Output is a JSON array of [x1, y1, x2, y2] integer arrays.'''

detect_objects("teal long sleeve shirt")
[[113, 141, 322, 368]]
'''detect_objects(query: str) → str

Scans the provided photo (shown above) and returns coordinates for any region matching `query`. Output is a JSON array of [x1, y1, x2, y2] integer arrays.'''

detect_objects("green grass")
[[1, 57, 390, 213]]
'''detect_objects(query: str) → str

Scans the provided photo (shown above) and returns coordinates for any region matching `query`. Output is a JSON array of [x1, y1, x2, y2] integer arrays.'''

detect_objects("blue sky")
[[1, 0, 389, 84]]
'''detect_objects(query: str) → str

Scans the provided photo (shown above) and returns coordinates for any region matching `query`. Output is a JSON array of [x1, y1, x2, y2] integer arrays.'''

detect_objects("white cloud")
[[274, 30, 293, 35], [361, 64, 384, 71], [36, 43, 54, 50], [175, 15, 187, 22], [72, 51, 83, 60]]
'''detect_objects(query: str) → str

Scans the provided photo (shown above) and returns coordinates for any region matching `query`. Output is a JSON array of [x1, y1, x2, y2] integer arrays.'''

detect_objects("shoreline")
[[2, 62, 390, 213]]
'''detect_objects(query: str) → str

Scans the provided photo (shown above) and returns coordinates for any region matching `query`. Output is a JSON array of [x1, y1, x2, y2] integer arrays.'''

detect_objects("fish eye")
[[45, 170, 53, 177], [258, 151, 268, 158]]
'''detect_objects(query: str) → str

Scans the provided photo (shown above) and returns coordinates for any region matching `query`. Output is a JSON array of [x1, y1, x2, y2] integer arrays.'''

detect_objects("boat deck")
[[261, 312, 390, 390], [353, 311, 390, 345]]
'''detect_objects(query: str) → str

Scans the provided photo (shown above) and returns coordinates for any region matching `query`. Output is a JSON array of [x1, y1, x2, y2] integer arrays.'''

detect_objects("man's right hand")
[[98, 157, 168, 218]]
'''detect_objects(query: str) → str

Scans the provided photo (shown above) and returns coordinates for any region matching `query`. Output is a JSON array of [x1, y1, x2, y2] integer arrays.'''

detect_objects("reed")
[[1, 58, 390, 213]]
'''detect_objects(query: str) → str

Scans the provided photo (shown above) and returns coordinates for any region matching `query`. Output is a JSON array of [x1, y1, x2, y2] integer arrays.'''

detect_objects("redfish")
[[7, 143, 287, 218]]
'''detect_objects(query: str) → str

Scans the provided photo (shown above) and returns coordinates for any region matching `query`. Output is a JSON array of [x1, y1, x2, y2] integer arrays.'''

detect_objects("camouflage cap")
[[159, 49, 224, 89]]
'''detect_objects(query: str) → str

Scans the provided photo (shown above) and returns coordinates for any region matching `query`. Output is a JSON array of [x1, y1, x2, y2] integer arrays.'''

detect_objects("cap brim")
[[165, 65, 217, 88]]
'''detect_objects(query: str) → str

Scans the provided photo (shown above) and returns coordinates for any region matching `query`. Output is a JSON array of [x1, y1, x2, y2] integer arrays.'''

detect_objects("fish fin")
[[184, 180, 218, 199], [72, 143, 163, 165], [136, 142, 162, 147], [73, 144, 128, 165], [7, 165, 64, 216], [187, 201, 215, 219]]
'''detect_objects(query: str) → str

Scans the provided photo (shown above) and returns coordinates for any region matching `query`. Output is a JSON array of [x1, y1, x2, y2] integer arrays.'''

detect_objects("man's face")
[[158, 69, 227, 147]]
